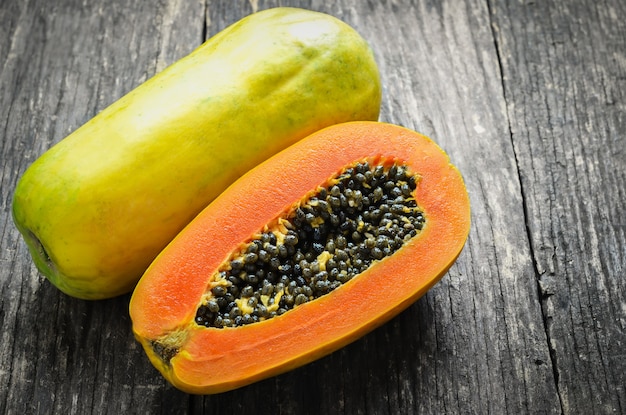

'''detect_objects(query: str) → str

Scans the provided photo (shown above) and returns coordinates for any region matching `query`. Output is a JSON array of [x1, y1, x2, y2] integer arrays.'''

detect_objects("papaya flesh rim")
[[129, 121, 471, 394]]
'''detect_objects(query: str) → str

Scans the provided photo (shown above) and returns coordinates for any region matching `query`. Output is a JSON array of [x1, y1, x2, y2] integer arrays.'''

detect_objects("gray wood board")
[[1, 0, 623, 413]]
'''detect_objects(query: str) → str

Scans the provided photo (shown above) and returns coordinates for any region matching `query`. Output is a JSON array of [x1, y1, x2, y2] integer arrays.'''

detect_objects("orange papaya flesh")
[[129, 121, 471, 394]]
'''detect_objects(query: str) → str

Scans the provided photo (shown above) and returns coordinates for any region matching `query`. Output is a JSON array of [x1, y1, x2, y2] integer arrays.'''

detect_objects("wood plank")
[[0, 0, 203, 413], [490, 0, 626, 412], [368, 0, 561, 413]]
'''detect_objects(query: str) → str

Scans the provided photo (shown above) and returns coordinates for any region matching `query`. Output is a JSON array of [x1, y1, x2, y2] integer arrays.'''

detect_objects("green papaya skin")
[[12, 7, 381, 300]]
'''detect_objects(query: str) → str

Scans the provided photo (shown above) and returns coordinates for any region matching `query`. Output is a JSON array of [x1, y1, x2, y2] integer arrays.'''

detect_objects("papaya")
[[11, 7, 381, 300], [129, 121, 471, 394]]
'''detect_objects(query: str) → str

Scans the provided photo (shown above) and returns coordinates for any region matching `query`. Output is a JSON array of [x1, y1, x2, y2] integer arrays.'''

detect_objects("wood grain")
[[490, 0, 626, 412], [1, 0, 623, 413]]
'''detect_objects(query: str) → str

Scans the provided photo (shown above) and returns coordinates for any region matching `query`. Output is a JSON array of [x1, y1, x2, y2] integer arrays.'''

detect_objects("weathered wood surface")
[[1, 0, 624, 413]]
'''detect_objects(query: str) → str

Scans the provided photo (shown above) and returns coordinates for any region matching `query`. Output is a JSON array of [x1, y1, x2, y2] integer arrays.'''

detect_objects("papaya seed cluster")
[[195, 160, 425, 328]]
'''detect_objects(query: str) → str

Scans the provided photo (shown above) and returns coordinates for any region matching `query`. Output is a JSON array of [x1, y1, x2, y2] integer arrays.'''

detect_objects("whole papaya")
[[12, 7, 381, 300]]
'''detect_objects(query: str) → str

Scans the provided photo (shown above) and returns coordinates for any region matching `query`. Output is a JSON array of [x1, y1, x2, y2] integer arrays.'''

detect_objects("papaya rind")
[[12, 8, 381, 299]]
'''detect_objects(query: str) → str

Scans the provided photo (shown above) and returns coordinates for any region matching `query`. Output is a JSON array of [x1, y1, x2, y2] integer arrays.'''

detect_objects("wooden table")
[[1, 0, 624, 413]]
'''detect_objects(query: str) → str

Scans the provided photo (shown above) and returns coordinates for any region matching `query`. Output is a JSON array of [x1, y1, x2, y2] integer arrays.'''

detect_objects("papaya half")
[[11, 7, 381, 300], [129, 121, 471, 394]]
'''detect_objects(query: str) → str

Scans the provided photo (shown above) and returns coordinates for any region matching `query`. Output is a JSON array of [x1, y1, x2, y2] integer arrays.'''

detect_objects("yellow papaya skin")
[[12, 7, 381, 300]]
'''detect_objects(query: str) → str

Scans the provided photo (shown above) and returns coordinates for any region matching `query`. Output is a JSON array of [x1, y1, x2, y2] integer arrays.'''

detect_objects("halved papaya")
[[129, 121, 471, 394]]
